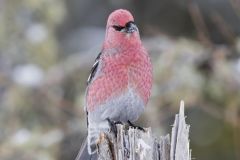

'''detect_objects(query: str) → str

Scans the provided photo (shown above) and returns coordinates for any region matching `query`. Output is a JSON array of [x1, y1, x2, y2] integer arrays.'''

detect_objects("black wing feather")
[[87, 52, 101, 85], [86, 52, 102, 127]]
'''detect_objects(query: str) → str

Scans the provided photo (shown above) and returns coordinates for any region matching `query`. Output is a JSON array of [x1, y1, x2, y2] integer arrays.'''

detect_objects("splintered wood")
[[97, 101, 191, 160]]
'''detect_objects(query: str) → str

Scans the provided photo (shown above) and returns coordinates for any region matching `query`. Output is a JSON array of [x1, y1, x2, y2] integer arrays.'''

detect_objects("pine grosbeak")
[[76, 9, 152, 159]]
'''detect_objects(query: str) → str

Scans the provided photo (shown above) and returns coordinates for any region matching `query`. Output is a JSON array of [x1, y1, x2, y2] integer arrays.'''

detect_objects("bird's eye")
[[112, 25, 125, 31]]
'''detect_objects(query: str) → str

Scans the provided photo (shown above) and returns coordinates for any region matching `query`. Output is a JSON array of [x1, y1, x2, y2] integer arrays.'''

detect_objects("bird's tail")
[[87, 120, 110, 154], [75, 136, 98, 160]]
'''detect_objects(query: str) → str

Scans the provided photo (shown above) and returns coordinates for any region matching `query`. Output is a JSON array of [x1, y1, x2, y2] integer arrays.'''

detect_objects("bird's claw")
[[114, 121, 123, 125], [107, 118, 121, 137], [127, 120, 145, 132]]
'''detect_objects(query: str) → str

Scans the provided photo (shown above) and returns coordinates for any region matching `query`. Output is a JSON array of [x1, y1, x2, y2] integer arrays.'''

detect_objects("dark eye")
[[112, 25, 125, 31]]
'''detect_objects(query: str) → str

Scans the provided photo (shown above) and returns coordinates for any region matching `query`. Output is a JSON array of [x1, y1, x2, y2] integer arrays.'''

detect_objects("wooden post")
[[96, 101, 191, 160]]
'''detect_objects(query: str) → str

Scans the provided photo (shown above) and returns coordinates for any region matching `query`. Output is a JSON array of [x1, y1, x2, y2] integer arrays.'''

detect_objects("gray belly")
[[88, 87, 145, 123]]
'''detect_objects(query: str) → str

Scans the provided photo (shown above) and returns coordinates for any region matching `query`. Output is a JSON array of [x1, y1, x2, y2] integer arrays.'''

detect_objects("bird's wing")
[[85, 52, 102, 127], [87, 52, 102, 85]]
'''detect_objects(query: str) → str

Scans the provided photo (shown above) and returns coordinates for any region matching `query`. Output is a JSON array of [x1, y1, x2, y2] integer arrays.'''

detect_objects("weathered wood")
[[98, 133, 114, 160], [96, 101, 191, 160], [170, 101, 191, 160]]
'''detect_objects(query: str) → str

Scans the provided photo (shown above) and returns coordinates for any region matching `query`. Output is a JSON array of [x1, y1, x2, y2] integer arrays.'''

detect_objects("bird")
[[75, 9, 152, 160]]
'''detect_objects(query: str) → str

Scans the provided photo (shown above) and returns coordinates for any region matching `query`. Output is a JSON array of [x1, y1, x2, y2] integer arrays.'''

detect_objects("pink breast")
[[87, 48, 152, 112]]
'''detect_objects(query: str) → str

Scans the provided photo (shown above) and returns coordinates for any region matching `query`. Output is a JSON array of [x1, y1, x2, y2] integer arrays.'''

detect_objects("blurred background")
[[0, 0, 240, 159]]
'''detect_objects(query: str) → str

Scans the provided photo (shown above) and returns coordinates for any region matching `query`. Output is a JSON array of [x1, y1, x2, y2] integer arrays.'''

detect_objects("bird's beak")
[[124, 21, 138, 33]]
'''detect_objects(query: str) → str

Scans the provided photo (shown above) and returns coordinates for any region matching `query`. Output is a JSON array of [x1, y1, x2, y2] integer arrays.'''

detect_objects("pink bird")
[[75, 9, 152, 160]]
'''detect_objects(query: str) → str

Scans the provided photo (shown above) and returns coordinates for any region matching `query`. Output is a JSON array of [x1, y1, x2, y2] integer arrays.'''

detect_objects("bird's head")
[[104, 9, 141, 49]]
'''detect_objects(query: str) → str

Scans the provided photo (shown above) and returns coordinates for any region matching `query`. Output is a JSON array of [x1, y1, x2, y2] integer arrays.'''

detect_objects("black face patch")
[[112, 25, 125, 31]]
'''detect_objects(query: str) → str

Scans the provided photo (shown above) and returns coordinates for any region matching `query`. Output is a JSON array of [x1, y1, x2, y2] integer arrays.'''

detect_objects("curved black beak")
[[125, 21, 138, 33]]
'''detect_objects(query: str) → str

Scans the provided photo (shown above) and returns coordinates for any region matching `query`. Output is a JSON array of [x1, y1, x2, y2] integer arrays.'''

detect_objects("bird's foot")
[[127, 120, 145, 132], [114, 121, 123, 125], [107, 118, 121, 137]]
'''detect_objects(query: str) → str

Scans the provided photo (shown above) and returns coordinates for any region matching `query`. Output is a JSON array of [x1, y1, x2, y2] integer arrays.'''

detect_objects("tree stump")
[[97, 101, 191, 160]]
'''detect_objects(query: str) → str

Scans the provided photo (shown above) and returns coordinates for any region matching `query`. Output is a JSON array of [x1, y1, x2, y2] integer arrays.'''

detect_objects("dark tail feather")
[[75, 137, 98, 160]]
